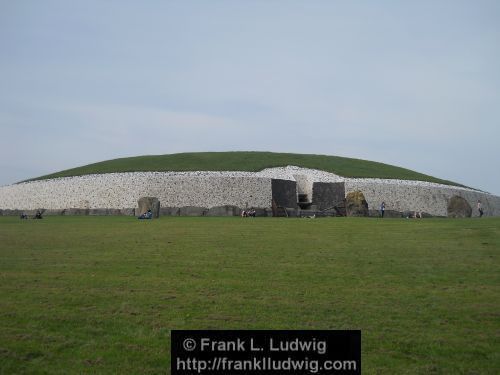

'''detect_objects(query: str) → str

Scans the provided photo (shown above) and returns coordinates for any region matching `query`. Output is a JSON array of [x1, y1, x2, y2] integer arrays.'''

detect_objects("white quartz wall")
[[0, 173, 272, 210], [1, 167, 499, 217], [345, 180, 500, 217]]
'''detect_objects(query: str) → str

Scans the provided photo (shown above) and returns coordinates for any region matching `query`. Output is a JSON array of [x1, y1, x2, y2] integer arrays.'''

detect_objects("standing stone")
[[447, 196, 472, 218], [345, 191, 369, 217], [137, 197, 160, 218]]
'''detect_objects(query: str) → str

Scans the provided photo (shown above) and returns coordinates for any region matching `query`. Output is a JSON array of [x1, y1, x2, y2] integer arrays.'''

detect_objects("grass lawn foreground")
[[0, 216, 499, 374]]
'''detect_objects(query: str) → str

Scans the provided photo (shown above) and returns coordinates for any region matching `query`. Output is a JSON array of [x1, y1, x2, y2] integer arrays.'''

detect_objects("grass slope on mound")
[[30, 151, 465, 187], [0, 216, 499, 373]]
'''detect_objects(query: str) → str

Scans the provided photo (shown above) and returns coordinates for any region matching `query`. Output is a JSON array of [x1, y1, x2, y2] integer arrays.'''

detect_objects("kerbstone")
[[447, 196, 472, 218], [137, 197, 160, 218], [346, 191, 369, 217]]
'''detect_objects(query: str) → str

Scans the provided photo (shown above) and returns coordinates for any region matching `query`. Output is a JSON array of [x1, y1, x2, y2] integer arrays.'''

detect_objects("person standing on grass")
[[477, 200, 484, 217], [380, 202, 385, 218]]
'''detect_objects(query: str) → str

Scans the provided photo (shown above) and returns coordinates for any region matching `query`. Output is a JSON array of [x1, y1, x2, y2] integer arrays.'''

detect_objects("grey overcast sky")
[[1, 0, 499, 194]]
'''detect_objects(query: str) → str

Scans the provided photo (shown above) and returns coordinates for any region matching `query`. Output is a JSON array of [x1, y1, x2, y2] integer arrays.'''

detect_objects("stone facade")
[[344, 180, 500, 217], [0, 167, 499, 217], [0, 174, 272, 211]]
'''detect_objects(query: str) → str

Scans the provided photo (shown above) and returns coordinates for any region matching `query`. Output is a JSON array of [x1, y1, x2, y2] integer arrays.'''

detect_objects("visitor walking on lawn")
[[477, 200, 484, 217]]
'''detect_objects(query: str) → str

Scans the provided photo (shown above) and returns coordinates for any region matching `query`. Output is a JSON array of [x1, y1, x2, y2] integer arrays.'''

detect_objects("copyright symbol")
[[183, 338, 196, 351]]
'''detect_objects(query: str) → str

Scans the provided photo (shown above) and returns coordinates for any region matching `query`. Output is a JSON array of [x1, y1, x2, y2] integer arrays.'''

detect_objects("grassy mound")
[[30, 151, 464, 187]]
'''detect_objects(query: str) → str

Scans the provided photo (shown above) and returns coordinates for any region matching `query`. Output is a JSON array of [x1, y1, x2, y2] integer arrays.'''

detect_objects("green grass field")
[[29, 151, 466, 188], [1, 216, 498, 374]]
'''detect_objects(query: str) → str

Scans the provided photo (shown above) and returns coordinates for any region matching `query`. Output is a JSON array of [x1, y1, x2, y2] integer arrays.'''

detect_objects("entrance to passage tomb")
[[293, 175, 313, 209], [270, 177, 347, 217], [293, 176, 346, 215]]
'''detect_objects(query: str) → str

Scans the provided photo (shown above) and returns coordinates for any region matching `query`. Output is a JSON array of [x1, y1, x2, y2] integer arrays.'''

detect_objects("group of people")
[[138, 209, 153, 220], [407, 211, 423, 219], [20, 210, 43, 219], [241, 209, 256, 217]]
